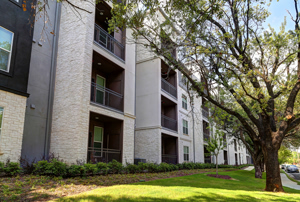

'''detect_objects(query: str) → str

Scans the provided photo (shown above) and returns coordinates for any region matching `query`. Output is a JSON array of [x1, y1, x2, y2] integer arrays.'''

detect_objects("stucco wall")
[[0, 90, 27, 162]]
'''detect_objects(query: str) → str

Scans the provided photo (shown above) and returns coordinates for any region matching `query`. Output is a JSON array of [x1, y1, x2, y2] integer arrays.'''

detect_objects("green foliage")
[[126, 163, 141, 174], [108, 159, 124, 174], [278, 146, 293, 164], [33, 159, 67, 177], [68, 165, 86, 177], [84, 163, 98, 175], [96, 162, 109, 175], [4, 162, 21, 176], [0, 161, 4, 173]]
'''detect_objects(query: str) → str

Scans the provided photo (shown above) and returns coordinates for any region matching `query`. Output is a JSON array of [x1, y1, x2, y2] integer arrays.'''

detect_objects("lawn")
[[55, 170, 300, 202], [0, 168, 228, 201]]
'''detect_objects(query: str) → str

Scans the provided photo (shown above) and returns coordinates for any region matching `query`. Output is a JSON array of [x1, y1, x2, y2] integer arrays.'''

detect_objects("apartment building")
[[0, 0, 34, 162], [49, 1, 136, 164], [0, 1, 249, 165]]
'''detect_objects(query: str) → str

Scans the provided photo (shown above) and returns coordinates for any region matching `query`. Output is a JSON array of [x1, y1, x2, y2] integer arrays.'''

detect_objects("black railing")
[[205, 157, 211, 163], [161, 114, 177, 131], [202, 108, 209, 119], [161, 78, 177, 98], [223, 141, 227, 147], [203, 132, 210, 141], [91, 82, 124, 112], [94, 24, 125, 60], [88, 147, 121, 163], [162, 154, 178, 164]]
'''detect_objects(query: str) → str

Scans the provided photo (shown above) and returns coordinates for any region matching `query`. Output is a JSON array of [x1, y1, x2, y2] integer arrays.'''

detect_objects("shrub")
[[34, 159, 68, 177], [19, 156, 37, 174], [68, 165, 86, 177], [84, 163, 98, 175], [33, 160, 50, 175], [108, 159, 123, 174], [126, 163, 140, 174], [0, 161, 4, 174], [158, 162, 172, 172], [137, 162, 148, 172], [4, 162, 21, 176], [96, 162, 109, 175], [147, 163, 159, 173]]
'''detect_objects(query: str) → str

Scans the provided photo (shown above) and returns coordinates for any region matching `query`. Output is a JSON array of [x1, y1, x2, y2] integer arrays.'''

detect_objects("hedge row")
[[0, 159, 252, 177]]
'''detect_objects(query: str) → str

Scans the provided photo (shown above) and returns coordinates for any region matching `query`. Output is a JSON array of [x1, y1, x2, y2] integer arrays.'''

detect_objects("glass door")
[[96, 75, 105, 104]]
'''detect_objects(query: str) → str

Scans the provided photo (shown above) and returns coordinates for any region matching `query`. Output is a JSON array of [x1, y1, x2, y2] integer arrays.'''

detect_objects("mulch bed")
[[206, 174, 233, 180]]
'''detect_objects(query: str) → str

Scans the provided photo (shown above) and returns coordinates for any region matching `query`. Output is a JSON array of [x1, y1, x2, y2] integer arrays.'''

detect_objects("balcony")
[[161, 60, 177, 99], [161, 78, 177, 98], [161, 95, 177, 132], [161, 115, 178, 131], [94, 24, 125, 60], [88, 112, 123, 163], [202, 108, 209, 119], [91, 82, 123, 112], [203, 132, 210, 142], [162, 134, 178, 164], [91, 51, 124, 112]]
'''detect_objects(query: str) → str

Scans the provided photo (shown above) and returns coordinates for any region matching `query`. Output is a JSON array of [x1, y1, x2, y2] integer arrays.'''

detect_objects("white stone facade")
[[0, 90, 27, 162], [50, 1, 135, 164]]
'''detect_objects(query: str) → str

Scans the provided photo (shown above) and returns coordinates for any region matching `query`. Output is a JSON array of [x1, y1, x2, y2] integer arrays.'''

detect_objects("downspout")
[[134, 41, 137, 162], [192, 104, 195, 162], [44, 2, 61, 158]]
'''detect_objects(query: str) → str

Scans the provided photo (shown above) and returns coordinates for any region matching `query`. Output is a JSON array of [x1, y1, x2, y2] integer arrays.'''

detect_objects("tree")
[[210, 106, 264, 178], [205, 130, 225, 176], [278, 146, 293, 165], [107, 0, 300, 192]]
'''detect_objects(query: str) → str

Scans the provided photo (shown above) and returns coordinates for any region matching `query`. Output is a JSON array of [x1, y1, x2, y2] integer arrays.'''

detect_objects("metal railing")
[[203, 132, 210, 141], [88, 147, 121, 163], [223, 140, 227, 147], [161, 114, 177, 131], [94, 24, 125, 60], [205, 157, 211, 163], [202, 108, 209, 119], [162, 154, 178, 164], [91, 82, 124, 112], [161, 78, 177, 98]]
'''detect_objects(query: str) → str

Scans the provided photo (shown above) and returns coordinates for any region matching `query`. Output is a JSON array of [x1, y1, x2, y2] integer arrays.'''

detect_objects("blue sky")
[[264, 0, 297, 31]]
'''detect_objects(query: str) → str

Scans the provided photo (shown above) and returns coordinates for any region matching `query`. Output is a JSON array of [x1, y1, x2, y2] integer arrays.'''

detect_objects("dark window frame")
[[0, 23, 18, 77]]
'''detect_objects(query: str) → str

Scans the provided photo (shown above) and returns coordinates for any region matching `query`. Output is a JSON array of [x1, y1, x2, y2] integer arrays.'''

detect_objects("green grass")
[[55, 170, 300, 202]]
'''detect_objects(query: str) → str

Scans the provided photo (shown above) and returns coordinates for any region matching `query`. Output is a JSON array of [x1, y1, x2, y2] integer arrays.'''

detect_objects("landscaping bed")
[[0, 168, 236, 201]]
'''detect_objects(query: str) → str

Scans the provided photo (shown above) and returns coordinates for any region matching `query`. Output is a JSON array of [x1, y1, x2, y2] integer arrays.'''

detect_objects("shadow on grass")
[[56, 192, 296, 202]]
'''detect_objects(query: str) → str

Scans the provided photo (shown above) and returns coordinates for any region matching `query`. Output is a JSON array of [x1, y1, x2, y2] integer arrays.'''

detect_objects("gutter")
[[44, 2, 61, 158]]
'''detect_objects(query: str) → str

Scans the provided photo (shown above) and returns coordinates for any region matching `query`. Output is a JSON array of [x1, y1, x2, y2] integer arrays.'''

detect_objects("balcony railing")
[[94, 24, 125, 60], [202, 108, 209, 119], [161, 114, 177, 131], [205, 157, 211, 163], [88, 147, 122, 163], [91, 82, 124, 112], [161, 78, 177, 98], [203, 132, 210, 141], [162, 154, 178, 164]]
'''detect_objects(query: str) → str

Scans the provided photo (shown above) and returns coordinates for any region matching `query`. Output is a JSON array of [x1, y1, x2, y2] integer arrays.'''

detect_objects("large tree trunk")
[[263, 147, 284, 192], [253, 160, 262, 179]]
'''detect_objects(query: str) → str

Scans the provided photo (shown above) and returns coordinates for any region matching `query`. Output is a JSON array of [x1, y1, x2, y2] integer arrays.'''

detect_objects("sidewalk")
[[243, 166, 254, 171], [281, 173, 300, 190]]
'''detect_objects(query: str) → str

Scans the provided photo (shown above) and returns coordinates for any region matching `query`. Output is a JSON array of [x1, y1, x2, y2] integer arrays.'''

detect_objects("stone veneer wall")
[[50, 0, 95, 164], [135, 128, 161, 163], [0, 90, 27, 162]]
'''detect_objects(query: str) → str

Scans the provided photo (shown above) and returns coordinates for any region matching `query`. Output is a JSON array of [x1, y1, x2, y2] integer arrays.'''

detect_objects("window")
[[0, 107, 3, 138], [93, 126, 103, 157], [234, 139, 237, 152], [0, 26, 14, 72], [183, 119, 188, 135], [96, 75, 106, 104], [184, 146, 189, 161], [182, 95, 187, 110]]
